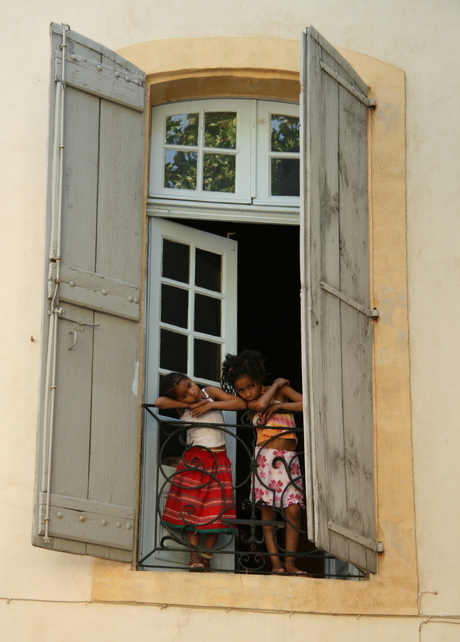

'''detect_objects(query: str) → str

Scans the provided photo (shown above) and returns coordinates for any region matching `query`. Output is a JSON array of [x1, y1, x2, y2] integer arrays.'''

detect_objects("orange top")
[[254, 412, 297, 444]]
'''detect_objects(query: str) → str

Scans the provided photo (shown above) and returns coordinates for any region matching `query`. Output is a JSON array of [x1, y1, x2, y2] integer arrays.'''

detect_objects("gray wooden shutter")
[[300, 26, 381, 573], [32, 23, 145, 561]]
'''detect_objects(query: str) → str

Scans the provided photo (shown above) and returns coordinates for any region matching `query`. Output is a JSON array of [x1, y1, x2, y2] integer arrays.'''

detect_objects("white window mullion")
[[196, 107, 205, 196], [188, 240, 197, 377], [250, 99, 257, 200]]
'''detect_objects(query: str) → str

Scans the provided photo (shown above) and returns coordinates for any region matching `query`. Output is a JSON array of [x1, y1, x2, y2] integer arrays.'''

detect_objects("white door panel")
[[140, 218, 238, 570]]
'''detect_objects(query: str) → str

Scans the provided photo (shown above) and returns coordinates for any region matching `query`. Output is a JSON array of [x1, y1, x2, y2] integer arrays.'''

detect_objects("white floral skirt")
[[250, 447, 305, 509]]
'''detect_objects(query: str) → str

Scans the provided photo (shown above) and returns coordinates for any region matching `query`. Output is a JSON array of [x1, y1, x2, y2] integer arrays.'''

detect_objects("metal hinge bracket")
[[320, 61, 376, 108], [328, 520, 384, 553], [320, 281, 379, 319]]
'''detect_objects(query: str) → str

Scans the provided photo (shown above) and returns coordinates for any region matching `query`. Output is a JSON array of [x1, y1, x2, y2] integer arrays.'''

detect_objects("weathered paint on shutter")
[[300, 26, 380, 573], [32, 24, 145, 561]]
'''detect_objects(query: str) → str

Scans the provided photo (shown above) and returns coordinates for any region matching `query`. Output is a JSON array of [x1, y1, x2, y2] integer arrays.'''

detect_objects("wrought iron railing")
[[139, 404, 365, 579]]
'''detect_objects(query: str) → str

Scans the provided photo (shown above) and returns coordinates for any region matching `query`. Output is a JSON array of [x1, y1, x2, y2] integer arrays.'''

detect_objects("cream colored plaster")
[[92, 39, 415, 616], [0, 599, 422, 642], [1, 2, 459, 639]]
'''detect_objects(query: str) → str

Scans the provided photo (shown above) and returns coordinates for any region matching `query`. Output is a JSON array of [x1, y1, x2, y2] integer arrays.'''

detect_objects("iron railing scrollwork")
[[139, 404, 365, 580]]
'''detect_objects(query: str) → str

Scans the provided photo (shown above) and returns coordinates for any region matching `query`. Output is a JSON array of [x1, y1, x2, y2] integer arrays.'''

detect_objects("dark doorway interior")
[[171, 218, 321, 574], [173, 219, 302, 388]]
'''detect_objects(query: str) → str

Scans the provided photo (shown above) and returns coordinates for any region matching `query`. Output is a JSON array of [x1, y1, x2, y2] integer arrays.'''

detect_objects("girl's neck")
[[255, 385, 266, 400]]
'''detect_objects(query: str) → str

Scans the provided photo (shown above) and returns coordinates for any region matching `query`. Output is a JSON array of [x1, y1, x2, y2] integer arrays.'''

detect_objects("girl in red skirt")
[[155, 372, 245, 571]]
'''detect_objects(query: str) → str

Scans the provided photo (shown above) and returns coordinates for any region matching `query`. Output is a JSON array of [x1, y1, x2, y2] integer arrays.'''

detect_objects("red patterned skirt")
[[162, 447, 236, 532]]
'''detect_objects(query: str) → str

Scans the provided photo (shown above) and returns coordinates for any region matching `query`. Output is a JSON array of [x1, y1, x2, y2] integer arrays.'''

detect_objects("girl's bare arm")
[[201, 386, 246, 411], [187, 386, 246, 417], [247, 378, 290, 412], [261, 384, 303, 420], [154, 396, 207, 410]]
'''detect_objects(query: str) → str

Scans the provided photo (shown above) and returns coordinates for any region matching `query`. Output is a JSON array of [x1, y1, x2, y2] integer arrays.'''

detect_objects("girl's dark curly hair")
[[159, 372, 188, 400], [221, 350, 269, 394]]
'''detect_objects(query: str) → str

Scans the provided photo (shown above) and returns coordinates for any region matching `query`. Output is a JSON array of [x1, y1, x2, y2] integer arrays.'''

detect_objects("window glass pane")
[[162, 239, 189, 283], [203, 153, 235, 193], [271, 158, 300, 196], [195, 249, 221, 292], [194, 294, 221, 336], [205, 112, 237, 149], [160, 329, 187, 372], [271, 115, 300, 153], [164, 150, 197, 190], [194, 339, 221, 381], [165, 113, 198, 146], [161, 285, 188, 328]]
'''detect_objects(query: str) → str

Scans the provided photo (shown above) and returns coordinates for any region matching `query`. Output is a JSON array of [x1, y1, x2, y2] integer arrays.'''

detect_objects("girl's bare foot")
[[271, 566, 285, 574], [284, 563, 309, 576]]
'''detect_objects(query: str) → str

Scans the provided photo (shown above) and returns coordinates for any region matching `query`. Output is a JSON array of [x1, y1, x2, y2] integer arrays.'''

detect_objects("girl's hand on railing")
[[260, 404, 278, 422]]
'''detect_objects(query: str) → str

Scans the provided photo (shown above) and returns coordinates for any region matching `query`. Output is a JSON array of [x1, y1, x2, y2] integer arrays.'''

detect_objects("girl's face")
[[233, 375, 263, 402], [174, 378, 203, 404]]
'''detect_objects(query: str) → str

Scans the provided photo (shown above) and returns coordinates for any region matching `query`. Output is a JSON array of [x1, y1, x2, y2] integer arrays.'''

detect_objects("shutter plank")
[[89, 311, 140, 506], [316, 46, 350, 566], [301, 26, 379, 573], [60, 87, 99, 269], [97, 99, 144, 284], [48, 304, 93, 497], [338, 83, 375, 571]]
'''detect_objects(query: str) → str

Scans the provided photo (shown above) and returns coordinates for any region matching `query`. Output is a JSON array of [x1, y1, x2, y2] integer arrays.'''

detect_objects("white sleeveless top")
[[181, 390, 226, 449]]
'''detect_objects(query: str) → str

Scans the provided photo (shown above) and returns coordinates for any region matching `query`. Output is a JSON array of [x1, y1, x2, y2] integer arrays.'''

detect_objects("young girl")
[[155, 372, 245, 571], [222, 351, 306, 575]]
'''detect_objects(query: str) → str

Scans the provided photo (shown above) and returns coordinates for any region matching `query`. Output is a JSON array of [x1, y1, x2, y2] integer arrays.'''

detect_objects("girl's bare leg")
[[261, 506, 284, 572], [283, 503, 306, 574], [187, 531, 202, 565], [201, 532, 218, 569]]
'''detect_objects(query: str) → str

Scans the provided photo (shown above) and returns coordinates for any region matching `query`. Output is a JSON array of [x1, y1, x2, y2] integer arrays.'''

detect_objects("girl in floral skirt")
[[222, 351, 307, 575]]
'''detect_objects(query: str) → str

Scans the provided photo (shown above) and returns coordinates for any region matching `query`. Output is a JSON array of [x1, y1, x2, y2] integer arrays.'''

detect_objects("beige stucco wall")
[[1, 0, 459, 640]]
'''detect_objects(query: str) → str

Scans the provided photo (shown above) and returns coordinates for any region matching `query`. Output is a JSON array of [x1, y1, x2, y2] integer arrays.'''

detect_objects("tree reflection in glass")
[[203, 153, 236, 192], [164, 151, 197, 190], [165, 113, 198, 146], [205, 112, 237, 149], [271, 115, 300, 196], [271, 115, 299, 153]]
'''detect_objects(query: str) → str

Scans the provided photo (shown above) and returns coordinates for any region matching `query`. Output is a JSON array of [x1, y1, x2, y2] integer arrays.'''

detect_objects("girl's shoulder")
[[202, 384, 235, 401], [201, 385, 216, 399]]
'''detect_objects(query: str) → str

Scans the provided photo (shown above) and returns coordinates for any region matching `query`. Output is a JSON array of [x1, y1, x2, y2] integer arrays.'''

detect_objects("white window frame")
[[253, 100, 300, 207], [148, 98, 300, 223], [149, 99, 252, 204]]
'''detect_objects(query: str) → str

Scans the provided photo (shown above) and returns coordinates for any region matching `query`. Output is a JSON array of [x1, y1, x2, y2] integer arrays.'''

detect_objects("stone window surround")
[[91, 36, 415, 617]]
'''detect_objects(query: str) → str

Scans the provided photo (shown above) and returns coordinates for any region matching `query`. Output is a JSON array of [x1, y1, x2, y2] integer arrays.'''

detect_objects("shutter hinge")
[[320, 281, 379, 319], [47, 261, 58, 299], [328, 520, 384, 553], [320, 61, 376, 108]]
